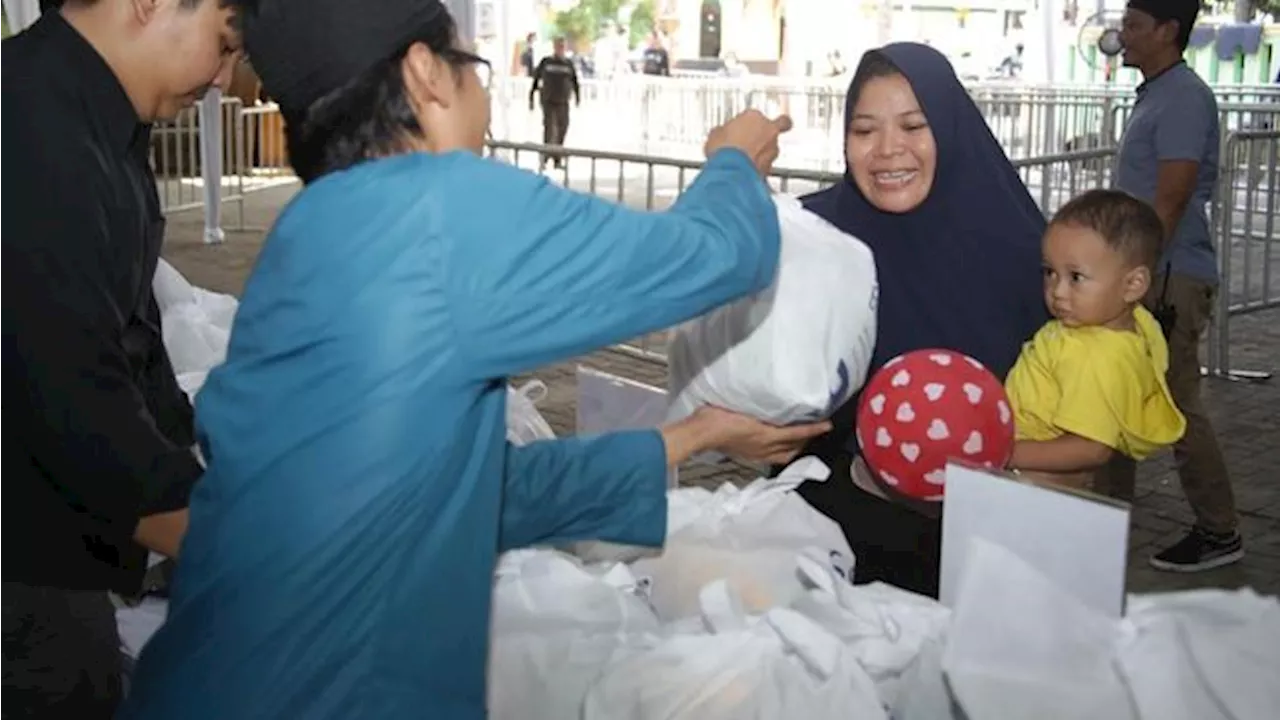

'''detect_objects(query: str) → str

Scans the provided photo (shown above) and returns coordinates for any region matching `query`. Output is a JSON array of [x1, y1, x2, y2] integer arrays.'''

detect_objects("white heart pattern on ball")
[[876, 427, 893, 447], [929, 353, 952, 366], [925, 469, 946, 486], [880, 470, 901, 486], [869, 394, 886, 415], [998, 399, 1011, 425], [965, 356, 985, 370], [884, 355, 905, 368], [900, 443, 921, 462], [926, 419, 950, 441], [924, 383, 945, 402], [963, 431, 984, 455], [891, 369, 911, 388], [963, 382, 983, 405], [896, 402, 916, 422]]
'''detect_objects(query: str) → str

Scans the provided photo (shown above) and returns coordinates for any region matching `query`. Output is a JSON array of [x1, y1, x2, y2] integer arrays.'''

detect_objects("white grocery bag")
[[629, 457, 855, 620], [581, 581, 888, 720], [1117, 588, 1280, 720], [505, 380, 556, 446], [153, 259, 239, 378], [153, 258, 198, 311], [788, 550, 951, 709], [162, 303, 231, 376], [666, 194, 878, 425], [487, 549, 659, 720]]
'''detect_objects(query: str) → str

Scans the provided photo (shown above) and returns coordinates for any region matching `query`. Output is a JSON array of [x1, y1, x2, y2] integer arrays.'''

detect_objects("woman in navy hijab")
[[794, 43, 1049, 597]]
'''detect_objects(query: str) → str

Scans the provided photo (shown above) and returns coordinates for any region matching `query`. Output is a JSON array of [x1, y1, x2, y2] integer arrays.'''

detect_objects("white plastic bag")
[[629, 457, 854, 620], [1117, 588, 1280, 720], [487, 549, 659, 720], [505, 380, 556, 446], [152, 258, 198, 312], [788, 550, 951, 709], [581, 581, 888, 720], [162, 303, 231, 376], [666, 194, 878, 425]]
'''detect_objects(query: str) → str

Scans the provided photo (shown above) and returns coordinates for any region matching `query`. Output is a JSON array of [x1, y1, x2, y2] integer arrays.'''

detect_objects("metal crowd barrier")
[[490, 76, 1280, 168], [168, 102, 1276, 383], [1206, 129, 1279, 382], [151, 96, 247, 222]]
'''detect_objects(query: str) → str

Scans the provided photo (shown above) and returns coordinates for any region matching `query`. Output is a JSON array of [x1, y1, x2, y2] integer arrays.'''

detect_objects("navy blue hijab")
[[803, 42, 1049, 454]]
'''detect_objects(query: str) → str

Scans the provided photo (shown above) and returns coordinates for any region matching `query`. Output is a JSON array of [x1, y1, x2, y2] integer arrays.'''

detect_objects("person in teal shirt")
[[119, 1, 824, 718]]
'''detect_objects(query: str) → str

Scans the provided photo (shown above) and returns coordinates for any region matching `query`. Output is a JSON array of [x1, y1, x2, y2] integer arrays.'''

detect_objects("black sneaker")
[[1149, 526, 1244, 572]]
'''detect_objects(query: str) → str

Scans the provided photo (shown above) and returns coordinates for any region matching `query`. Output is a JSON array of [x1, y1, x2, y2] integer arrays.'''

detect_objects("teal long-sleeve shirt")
[[119, 147, 779, 720]]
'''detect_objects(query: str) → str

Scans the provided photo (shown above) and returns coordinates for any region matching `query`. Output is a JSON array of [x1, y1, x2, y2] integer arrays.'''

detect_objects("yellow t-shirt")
[[1004, 305, 1186, 461]]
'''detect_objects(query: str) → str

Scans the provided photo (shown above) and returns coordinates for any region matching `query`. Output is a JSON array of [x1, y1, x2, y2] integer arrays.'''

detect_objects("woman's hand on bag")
[[704, 109, 794, 177], [661, 406, 830, 467]]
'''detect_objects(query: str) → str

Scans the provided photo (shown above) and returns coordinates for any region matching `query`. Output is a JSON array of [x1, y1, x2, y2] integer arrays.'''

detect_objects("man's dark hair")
[[1050, 189, 1164, 270], [281, 11, 465, 184]]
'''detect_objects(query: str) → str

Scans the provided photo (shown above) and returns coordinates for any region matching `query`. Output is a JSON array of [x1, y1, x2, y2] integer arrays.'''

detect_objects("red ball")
[[855, 348, 1014, 502]]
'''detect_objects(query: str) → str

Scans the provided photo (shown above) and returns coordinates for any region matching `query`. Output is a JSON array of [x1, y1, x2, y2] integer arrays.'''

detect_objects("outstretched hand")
[[703, 109, 794, 177]]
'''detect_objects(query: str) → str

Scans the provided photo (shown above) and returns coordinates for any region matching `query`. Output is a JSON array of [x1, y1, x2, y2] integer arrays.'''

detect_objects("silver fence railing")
[[168, 103, 1277, 383], [1207, 129, 1279, 382], [151, 96, 247, 221], [490, 76, 1280, 169]]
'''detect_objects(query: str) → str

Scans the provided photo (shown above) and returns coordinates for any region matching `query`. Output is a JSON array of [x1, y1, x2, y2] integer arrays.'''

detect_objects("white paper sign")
[[939, 462, 1130, 619]]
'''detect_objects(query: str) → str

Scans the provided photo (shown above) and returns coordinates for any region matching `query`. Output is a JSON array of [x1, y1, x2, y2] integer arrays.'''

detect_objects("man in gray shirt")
[[1108, 0, 1243, 572]]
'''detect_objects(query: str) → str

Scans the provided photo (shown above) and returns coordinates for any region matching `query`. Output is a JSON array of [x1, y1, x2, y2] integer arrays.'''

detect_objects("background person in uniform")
[[642, 30, 670, 76], [119, 1, 810, 718], [1104, 0, 1243, 573], [529, 35, 579, 170], [1, 0, 244, 717]]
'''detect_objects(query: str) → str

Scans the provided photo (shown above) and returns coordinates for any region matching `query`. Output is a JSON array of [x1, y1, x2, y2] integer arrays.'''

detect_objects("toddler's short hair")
[[1049, 189, 1165, 270]]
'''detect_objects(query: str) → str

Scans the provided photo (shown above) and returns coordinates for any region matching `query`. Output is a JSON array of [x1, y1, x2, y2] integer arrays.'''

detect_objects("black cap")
[[243, 0, 448, 114], [1126, 0, 1201, 32]]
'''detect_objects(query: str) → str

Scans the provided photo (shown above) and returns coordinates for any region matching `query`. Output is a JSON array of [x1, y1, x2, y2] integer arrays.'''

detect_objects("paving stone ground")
[[162, 182, 1279, 597]]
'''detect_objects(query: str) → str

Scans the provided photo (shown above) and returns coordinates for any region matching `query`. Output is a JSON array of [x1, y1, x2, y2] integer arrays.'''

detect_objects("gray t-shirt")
[[1115, 62, 1220, 285]]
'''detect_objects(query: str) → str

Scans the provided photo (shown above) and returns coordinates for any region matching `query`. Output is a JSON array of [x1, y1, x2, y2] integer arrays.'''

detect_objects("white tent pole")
[[197, 89, 225, 245], [3, 0, 41, 33]]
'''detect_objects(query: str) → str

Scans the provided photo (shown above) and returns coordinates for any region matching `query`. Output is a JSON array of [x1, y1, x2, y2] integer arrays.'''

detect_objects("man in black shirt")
[[520, 31, 535, 76], [529, 36, 579, 170], [2, 0, 245, 716], [641, 31, 670, 76]]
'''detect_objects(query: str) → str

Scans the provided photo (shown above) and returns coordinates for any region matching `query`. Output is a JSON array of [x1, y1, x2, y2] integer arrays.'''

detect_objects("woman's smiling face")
[[845, 73, 938, 214]]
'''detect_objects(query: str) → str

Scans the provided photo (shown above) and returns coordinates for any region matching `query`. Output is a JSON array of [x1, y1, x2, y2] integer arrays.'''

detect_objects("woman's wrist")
[[659, 413, 717, 468]]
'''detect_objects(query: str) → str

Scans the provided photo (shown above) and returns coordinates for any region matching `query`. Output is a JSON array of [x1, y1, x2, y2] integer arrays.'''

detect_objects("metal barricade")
[[1207, 129, 1279, 382], [152, 96, 246, 224]]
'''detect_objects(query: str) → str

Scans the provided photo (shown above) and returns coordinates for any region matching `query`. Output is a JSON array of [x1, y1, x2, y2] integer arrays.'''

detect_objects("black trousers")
[[2, 583, 123, 719], [786, 450, 943, 598], [541, 103, 570, 166]]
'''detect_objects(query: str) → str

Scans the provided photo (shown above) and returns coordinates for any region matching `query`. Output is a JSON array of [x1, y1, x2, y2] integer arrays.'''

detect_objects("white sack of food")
[[666, 194, 878, 425], [161, 303, 231, 376], [581, 581, 887, 720], [629, 457, 854, 621], [487, 549, 659, 720], [788, 550, 951, 709]]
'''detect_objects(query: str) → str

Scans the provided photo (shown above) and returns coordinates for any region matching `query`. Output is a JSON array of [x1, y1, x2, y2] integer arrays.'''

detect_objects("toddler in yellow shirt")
[[1005, 189, 1186, 491]]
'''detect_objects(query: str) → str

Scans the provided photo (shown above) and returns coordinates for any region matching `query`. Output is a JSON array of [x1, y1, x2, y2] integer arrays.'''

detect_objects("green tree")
[[628, 0, 656, 48], [553, 0, 624, 47]]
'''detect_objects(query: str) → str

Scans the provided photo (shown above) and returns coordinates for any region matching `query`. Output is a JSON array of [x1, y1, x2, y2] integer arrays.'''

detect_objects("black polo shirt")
[[2, 13, 202, 594]]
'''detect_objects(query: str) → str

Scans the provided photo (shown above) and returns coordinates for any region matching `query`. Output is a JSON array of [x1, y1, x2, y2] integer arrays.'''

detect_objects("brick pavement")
[[162, 183, 1279, 597]]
